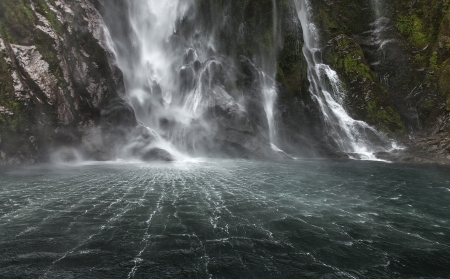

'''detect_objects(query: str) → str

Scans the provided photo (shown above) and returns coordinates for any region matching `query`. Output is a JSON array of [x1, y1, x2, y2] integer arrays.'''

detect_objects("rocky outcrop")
[[179, 0, 326, 157], [167, 59, 286, 159], [0, 0, 145, 164]]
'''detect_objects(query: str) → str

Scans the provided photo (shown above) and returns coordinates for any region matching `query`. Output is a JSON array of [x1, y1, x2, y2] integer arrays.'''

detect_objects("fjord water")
[[1, 159, 449, 278]]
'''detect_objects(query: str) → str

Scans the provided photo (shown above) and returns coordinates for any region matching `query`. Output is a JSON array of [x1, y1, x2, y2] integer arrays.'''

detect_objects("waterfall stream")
[[107, 0, 282, 157], [105, 0, 401, 160], [294, 0, 399, 160], [116, 0, 193, 132]]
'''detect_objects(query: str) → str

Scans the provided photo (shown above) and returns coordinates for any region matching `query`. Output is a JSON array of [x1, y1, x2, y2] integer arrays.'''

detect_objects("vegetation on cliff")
[[305, 0, 450, 162], [1, 0, 449, 163]]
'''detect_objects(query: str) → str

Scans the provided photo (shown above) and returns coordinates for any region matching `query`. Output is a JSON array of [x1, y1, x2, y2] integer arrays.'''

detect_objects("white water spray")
[[261, 0, 280, 147], [107, 0, 286, 157], [261, 73, 278, 146], [116, 0, 194, 130]]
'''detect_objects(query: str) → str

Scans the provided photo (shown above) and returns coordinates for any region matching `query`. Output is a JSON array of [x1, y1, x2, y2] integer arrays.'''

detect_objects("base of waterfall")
[[375, 136, 450, 165]]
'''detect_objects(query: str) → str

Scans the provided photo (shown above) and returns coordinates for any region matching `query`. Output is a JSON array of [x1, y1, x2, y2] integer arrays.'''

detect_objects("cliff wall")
[[1, 0, 449, 163], [307, 0, 450, 163], [0, 0, 137, 164]]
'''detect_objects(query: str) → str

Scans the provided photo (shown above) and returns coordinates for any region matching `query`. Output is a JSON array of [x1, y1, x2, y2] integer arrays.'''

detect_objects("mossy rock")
[[0, 42, 37, 160], [440, 59, 450, 111], [323, 34, 405, 134], [308, 0, 376, 43]]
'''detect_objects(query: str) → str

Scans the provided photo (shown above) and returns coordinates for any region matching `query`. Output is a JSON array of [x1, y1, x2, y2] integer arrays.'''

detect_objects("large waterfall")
[[294, 0, 398, 160], [105, 0, 283, 158], [113, 1, 194, 149], [101, 0, 402, 160]]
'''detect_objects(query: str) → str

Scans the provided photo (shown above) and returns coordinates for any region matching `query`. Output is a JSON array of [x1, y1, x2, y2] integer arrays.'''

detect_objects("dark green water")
[[0, 159, 449, 278]]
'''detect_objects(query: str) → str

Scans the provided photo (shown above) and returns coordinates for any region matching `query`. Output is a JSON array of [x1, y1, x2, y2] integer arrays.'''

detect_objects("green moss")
[[419, 99, 437, 121], [33, 0, 64, 34], [429, 51, 439, 70], [438, 60, 450, 98], [0, 0, 65, 105], [367, 98, 405, 134], [33, 30, 70, 96], [323, 35, 405, 133], [446, 98, 450, 111], [0, 49, 23, 132], [0, 50, 36, 157], [307, 0, 374, 41], [262, 27, 275, 51], [276, 66, 285, 83], [325, 35, 375, 82], [0, 52, 14, 100], [396, 13, 430, 49], [0, 0, 36, 44]]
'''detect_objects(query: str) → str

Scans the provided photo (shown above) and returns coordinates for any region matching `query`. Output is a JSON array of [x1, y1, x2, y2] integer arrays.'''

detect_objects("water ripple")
[[0, 159, 449, 278]]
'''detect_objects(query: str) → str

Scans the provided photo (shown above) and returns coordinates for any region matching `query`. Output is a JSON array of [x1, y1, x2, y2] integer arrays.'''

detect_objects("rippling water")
[[0, 159, 449, 278]]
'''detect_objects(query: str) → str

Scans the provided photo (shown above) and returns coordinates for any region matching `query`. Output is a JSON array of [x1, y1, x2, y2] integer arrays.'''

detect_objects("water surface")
[[0, 159, 449, 278]]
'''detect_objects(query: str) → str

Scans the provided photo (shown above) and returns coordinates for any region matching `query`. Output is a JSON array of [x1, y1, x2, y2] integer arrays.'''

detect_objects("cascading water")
[[371, 0, 382, 17], [261, 74, 278, 148], [366, 0, 422, 132], [106, 0, 284, 158], [263, 0, 280, 147], [104, 0, 196, 159], [294, 0, 398, 160], [115, 0, 193, 131]]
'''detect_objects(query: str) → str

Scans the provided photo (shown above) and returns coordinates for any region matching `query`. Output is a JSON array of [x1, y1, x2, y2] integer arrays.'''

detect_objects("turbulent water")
[[0, 159, 449, 278]]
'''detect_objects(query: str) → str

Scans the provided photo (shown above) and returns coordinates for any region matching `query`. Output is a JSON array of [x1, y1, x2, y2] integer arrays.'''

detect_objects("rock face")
[[187, 0, 325, 157], [175, 84, 282, 159], [97, 0, 314, 159], [322, 35, 405, 134], [303, 0, 450, 163], [0, 0, 137, 164], [1, 0, 450, 164]]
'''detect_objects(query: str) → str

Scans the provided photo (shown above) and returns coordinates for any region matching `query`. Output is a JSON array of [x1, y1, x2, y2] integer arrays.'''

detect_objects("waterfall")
[[261, 73, 278, 147], [371, 0, 382, 18], [294, 0, 397, 160], [116, 0, 193, 131], [262, 0, 280, 148], [104, 0, 284, 158]]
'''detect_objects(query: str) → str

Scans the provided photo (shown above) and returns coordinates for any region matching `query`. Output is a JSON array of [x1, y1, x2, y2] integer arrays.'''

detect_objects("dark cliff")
[[305, 0, 450, 163], [1, 0, 449, 163], [0, 0, 139, 164]]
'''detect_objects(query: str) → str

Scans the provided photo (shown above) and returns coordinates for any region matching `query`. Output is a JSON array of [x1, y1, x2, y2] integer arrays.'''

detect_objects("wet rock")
[[181, 85, 284, 159], [0, 0, 137, 164], [322, 34, 404, 134], [122, 125, 173, 161], [101, 99, 138, 128], [141, 148, 174, 162]]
